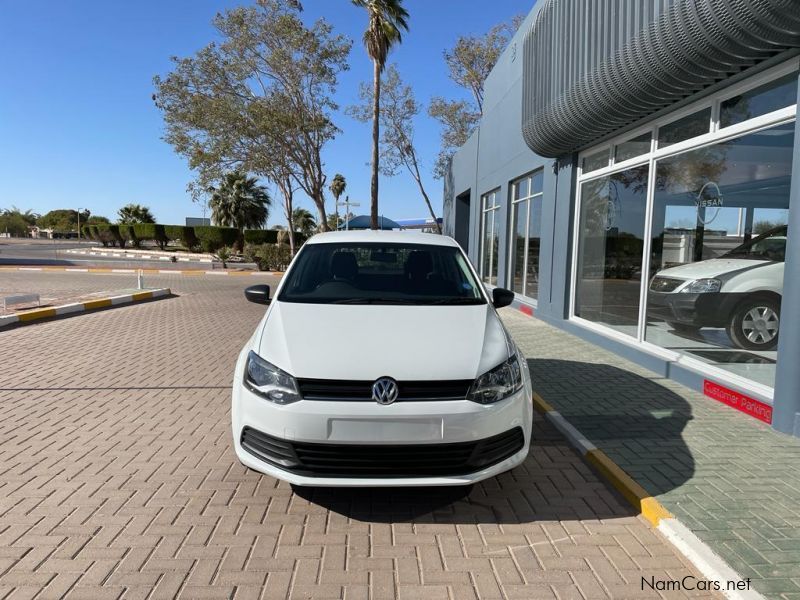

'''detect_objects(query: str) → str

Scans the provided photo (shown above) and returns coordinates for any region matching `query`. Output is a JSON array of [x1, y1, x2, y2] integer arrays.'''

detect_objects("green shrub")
[[94, 223, 122, 247], [244, 229, 279, 245], [194, 225, 239, 253], [243, 243, 293, 272], [119, 224, 139, 248], [133, 223, 168, 249], [81, 225, 94, 240], [164, 225, 199, 251]]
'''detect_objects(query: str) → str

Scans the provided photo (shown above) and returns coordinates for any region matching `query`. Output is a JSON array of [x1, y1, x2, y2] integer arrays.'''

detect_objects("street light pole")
[[342, 196, 360, 231], [77, 208, 83, 242]]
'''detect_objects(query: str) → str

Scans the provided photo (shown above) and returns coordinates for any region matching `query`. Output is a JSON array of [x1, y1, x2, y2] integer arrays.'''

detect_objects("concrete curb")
[[0, 266, 279, 276], [532, 392, 764, 600], [0, 288, 171, 329]]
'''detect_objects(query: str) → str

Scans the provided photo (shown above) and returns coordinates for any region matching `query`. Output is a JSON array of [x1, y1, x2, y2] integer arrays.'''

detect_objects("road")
[[0, 239, 213, 269], [0, 271, 719, 599]]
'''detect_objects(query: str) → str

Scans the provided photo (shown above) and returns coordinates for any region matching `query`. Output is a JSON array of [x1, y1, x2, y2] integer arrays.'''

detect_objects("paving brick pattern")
[[0, 272, 718, 599], [501, 309, 800, 599]]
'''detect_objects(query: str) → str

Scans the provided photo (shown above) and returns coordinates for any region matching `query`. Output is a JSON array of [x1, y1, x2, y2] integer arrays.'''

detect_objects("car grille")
[[240, 426, 525, 478], [296, 378, 473, 401], [649, 276, 684, 293]]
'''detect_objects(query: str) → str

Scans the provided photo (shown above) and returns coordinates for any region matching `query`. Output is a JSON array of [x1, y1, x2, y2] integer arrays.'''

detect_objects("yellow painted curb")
[[532, 392, 555, 414], [2, 289, 171, 329], [534, 389, 673, 527], [585, 448, 673, 526], [82, 298, 113, 310], [17, 308, 58, 321]]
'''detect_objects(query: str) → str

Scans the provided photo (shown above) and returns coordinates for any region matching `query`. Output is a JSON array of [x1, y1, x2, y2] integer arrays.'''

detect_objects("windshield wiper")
[[425, 298, 484, 305], [330, 297, 418, 304]]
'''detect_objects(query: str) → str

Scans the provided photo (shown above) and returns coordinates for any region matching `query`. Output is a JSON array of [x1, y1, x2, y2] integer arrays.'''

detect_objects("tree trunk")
[[409, 157, 442, 234], [370, 59, 381, 230], [316, 191, 329, 232], [285, 190, 295, 257]]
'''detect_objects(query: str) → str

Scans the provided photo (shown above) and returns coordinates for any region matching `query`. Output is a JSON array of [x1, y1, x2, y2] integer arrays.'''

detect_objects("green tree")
[[429, 15, 522, 178], [153, 0, 350, 233], [209, 172, 271, 248], [37, 209, 89, 232], [328, 173, 346, 226], [291, 207, 317, 236], [85, 215, 110, 224], [0, 210, 30, 237], [117, 204, 156, 224], [349, 64, 441, 233], [3, 206, 39, 226], [351, 0, 409, 230]]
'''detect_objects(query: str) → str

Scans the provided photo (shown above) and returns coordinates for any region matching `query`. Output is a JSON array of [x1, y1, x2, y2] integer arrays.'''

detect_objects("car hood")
[[255, 302, 508, 381], [656, 257, 771, 280]]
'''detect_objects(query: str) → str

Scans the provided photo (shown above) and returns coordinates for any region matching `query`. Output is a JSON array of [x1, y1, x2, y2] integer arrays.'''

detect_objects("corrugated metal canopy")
[[522, 0, 800, 158]]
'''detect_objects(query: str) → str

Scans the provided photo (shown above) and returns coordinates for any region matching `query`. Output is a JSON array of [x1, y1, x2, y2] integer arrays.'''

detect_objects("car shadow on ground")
[[290, 412, 639, 524], [526, 358, 696, 498]]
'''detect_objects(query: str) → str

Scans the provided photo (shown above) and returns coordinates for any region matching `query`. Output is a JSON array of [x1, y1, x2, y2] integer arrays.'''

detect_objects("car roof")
[[306, 230, 460, 247]]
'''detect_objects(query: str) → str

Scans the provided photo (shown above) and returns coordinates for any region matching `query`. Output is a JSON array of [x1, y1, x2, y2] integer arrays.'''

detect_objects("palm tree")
[[292, 208, 317, 237], [209, 172, 271, 247], [117, 204, 155, 224], [352, 0, 409, 230], [328, 173, 346, 230]]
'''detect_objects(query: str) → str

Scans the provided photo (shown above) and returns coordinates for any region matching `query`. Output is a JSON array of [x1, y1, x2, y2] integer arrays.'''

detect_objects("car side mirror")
[[244, 284, 271, 305], [492, 287, 515, 309]]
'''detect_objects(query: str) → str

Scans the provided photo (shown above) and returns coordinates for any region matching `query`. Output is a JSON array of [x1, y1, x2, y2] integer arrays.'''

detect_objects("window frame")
[[478, 188, 501, 285], [568, 58, 799, 397], [507, 170, 544, 301]]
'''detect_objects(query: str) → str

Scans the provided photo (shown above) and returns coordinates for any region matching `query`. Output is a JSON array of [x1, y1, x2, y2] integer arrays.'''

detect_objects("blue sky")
[[0, 0, 533, 227]]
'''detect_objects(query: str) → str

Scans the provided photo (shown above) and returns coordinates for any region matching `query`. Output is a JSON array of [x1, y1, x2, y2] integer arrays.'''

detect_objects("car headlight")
[[467, 353, 524, 404], [244, 351, 302, 405], [680, 278, 721, 294]]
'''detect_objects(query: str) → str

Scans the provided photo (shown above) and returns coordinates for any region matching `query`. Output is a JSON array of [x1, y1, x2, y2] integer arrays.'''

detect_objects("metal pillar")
[[772, 75, 800, 436]]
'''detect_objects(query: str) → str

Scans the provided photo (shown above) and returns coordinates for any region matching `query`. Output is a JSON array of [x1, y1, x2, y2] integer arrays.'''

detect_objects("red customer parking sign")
[[703, 380, 773, 424]]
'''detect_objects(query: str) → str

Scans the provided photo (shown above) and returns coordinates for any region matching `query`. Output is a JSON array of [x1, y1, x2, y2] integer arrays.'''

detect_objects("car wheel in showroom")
[[727, 296, 781, 351]]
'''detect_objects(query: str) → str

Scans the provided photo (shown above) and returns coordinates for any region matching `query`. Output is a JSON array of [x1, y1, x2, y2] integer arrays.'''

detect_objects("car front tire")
[[726, 296, 781, 351]]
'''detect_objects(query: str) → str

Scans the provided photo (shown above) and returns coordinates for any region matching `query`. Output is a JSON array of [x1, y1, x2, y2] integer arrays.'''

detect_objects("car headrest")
[[331, 251, 358, 280], [406, 250, 433, 279]]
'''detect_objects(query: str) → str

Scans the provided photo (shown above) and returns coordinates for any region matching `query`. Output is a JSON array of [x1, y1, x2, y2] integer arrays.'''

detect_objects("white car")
[[648, 226, 785, 350], [231, 231, 533, 487]]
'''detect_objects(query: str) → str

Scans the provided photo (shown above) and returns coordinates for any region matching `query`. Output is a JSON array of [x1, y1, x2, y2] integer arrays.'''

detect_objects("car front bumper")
[[647, 291, 742, 328], [231, 351, 533, 487]]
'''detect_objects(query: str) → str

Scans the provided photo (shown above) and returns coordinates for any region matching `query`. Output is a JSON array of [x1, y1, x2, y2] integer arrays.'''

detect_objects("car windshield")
[[277, 242, 486, 305], [724, 226, 787, 262]]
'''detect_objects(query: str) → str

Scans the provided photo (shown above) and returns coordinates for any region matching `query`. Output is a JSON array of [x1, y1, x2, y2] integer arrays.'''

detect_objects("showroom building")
[[442, 0, 800, 436]]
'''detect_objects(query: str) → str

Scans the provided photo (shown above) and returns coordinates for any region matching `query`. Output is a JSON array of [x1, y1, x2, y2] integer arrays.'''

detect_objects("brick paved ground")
[[0, 272, 719, 599], [501, 310, 800, 600]]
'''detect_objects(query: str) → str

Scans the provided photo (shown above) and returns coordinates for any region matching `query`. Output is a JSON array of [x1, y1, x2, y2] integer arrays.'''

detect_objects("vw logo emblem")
[[372, 377, 398, 405]]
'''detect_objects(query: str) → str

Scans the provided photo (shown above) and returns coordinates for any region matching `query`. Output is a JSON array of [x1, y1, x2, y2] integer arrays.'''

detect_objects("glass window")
[[278, 243, 485, 305], [508, 171, 544, 299], [583, 149, 609, 173], [575, 165, 649, 336], [480, 190, 500, 285], [645, 122, 794, 389], [720, 73, 798, 128], [658, 108, 711, 148], [614, 132, 651, 163]]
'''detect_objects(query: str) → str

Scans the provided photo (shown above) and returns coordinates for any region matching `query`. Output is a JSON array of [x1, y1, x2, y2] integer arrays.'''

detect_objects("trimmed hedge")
[[194, 225, 239, 253], [93, 223, 123, 247], [244, 229, 279, 245], [81, 225, 94, 239], [133, 223, 168, 249], [164, 225, 199, 251], [119, 224, 139, 247]]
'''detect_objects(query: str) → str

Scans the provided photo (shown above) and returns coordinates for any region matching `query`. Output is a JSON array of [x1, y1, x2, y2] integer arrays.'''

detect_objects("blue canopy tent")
[[339, 215, 400, 230]]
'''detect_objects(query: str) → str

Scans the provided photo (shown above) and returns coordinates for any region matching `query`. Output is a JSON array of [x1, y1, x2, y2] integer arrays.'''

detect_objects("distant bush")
[[194, 225, 239, 253], [93, 223, 120, 247], [244, 229, 279, 245], [81, 225, 94, 240], [164, 225, 199, 251], [133, 223, 168, 249], [243, 243, 293, 272]]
